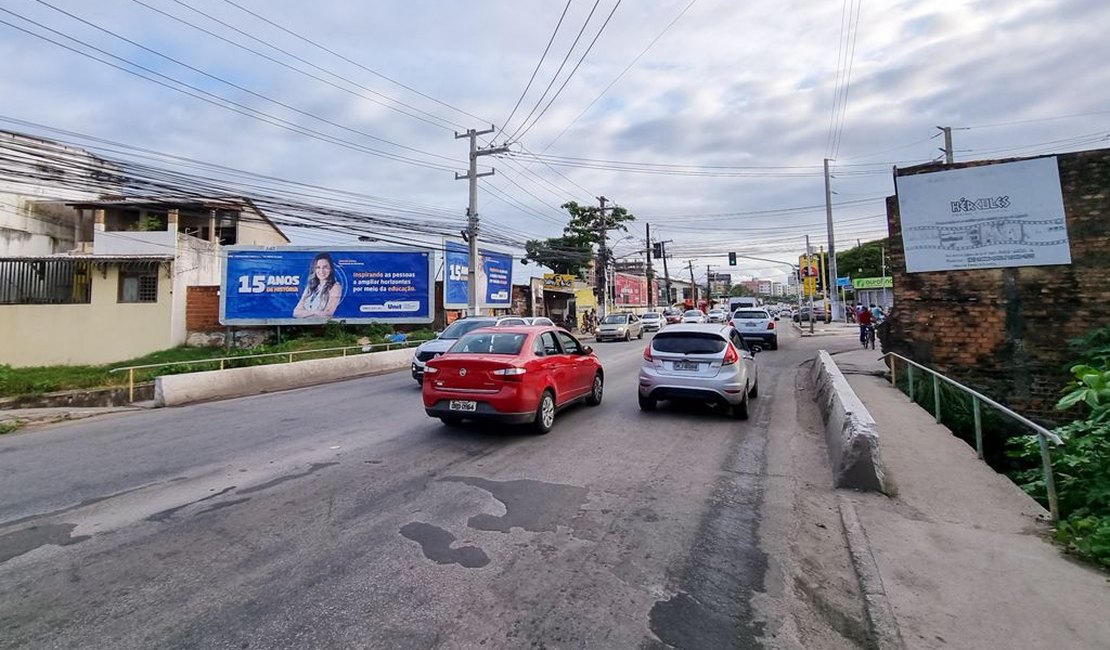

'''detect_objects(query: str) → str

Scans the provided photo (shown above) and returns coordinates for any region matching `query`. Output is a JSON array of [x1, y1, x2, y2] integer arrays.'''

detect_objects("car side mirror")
[[434, 330, 442, 337], [581, 345, 594, 355]]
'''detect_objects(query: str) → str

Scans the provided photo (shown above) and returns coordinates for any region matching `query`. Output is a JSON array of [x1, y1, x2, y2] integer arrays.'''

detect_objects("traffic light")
[[652, 242, 663, 259], [728, 251, 737, 266]]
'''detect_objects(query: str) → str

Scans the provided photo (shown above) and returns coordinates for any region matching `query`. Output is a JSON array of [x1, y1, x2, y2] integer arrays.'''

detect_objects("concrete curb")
[[155, 348, 414, 406], [838, 495, 905, 650], [811, 350, 887, 491]]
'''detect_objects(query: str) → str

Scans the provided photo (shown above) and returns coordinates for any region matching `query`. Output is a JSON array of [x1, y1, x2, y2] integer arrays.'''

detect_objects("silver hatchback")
[[637, 323, 759, 419]]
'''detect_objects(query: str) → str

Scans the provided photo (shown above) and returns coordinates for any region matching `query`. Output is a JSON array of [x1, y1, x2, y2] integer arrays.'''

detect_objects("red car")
[[422, 326, 604, 433]]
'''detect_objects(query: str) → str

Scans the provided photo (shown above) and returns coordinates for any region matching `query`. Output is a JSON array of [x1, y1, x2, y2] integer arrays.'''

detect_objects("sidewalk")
[[793, 318, 856, 337], [1, 404, 149, 430], [831, 348, 1110, 649]]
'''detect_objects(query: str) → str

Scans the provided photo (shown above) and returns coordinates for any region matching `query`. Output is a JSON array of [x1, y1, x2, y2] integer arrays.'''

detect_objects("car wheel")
[[638, 393, 657, 411], [770, 339, 778, 350], [624, 331, 631, 341], [533, 390, 556, 434], [439, 416, 463, 427], [748, 381, 759, 399], [586, 373, 604, 406], [637, 329, 644, 339], [731, 389, 749, 420]]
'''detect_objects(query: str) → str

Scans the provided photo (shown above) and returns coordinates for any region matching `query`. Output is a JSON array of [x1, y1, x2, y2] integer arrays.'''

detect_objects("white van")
[[729, 297, 759, 312]]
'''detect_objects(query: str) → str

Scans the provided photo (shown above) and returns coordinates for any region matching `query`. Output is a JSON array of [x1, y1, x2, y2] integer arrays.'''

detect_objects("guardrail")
[[883, 352, 1062, 521], [110, 339, 432, 403]]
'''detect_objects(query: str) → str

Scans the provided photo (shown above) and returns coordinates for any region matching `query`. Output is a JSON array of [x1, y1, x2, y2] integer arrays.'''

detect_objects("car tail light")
[[722, 344, 739, 366], [643, 345, 653, 362], [492, 367, 526, 381], [767, 321, 775, 330]]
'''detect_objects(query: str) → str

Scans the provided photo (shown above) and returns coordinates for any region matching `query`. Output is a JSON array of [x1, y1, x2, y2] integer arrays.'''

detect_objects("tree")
[[524, 200, 636, 276], [729, 284, 756, 297], [837, 238, 889, 279]]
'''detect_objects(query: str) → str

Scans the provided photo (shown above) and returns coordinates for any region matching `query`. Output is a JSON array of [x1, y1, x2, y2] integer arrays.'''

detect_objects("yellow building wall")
[[1, 265, 174, 367], [574, 286, 596, 330], [236, 209, 290, 246]]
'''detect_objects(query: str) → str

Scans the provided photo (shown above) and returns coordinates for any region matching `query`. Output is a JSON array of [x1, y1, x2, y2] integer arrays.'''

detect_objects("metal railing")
[[110, 338, 433, 403], [883, 352, 1062, 521]]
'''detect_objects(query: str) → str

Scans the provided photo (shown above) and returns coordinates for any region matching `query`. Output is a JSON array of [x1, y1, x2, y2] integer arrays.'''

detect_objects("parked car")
[[663, 308, 684, 324], [793, 305, 828, 323], [730, 308, 778, 350], [681, 309, 707, 324], [638, 323, 759, 419], [411, 316, 527, 384], [706, 308, 728, 323], [640, 311, 664, 331], [596, 312, 644, 341], [422, 326, 603, 433]]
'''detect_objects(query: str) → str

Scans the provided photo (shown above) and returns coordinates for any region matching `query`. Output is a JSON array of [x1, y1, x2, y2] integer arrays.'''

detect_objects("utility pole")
[[823, 158, 841, 322], [595, 196, 617, 319], [645, 223, 654, 310], [686, 260, 696, 305], [455, 127, 508, 317], [937, 126, 954, 164], [660, 240, 672, 307], [705, 265, 712, 305]]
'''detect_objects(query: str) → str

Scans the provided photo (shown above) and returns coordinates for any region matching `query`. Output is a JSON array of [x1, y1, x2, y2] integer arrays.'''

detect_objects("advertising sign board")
[[221, 247, 433, 325], [852, 277, 893, 289], [897, 157, 1071, 272], [614, 273, 648, 306], [443, 241, 513, 310], [542, 273, 576, 293]]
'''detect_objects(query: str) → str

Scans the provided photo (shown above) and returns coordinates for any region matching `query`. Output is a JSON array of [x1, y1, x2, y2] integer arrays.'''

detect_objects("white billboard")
[[896, 157, 1071, 272]]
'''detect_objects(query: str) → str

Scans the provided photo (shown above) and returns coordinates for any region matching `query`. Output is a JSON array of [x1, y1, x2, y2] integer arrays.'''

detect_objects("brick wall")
[[186, 285, 221, 331], [884, 148, 1110, 422]]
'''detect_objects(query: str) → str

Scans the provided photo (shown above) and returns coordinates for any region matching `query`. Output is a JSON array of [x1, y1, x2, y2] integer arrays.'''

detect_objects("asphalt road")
[[0, 324, 825, 649]]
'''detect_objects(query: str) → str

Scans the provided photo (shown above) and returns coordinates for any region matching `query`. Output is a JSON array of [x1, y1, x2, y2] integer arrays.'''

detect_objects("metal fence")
[[0, 258, 93, 304], [110, 338, 432, 403], [883, 352, 1063, 521]]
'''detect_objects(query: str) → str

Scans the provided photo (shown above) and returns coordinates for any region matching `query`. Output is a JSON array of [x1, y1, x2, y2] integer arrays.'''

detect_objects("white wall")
[[171, 235, 223, 344]]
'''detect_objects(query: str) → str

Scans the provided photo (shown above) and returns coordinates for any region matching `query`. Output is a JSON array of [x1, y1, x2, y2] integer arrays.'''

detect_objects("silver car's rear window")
[[652, 332, 727, 354], [452, 332, 527, 354], [733, 311, 767, 319]]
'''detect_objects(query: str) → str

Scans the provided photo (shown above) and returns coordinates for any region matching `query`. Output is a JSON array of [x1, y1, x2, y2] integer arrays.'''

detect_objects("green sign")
[[852, 276, 893, 289]]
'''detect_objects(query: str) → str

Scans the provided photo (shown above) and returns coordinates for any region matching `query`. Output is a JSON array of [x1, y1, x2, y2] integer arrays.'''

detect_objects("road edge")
[[837, 494, 906, 650]]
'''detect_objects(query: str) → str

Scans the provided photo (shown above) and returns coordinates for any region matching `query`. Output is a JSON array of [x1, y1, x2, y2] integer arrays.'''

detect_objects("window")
[[556, 332, 581, 355], [452, 332, 526, 355], [119, 271, 158, 303], [652, 332, 727, 354], [539, 332, 561, 356], [0, 260, 92, 304]]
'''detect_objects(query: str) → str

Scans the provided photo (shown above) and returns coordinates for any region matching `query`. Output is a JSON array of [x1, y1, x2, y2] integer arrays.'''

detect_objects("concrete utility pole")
[[823, 158, 841, 322], [455, 127, 508, 317], [595, 196, 616, 318], [806, 235, 815, 334], [686, 260, 696, 304], [938, 126, 954, 164], [645, 223, 654, 309], [660, 240, 672, 306], [705, 265, 712, 304]]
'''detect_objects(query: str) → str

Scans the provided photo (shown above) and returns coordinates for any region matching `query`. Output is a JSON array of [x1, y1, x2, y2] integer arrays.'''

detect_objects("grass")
[[0, 419, 22, 434], [0, 326, 436, 399]]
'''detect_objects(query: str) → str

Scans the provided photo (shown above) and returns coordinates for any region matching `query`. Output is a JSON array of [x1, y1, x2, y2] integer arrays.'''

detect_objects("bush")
[[1009, 337, 1110, 569]]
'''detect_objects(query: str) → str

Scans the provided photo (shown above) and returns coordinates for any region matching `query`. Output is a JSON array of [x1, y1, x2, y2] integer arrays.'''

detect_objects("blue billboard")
[[221, 247, 434, 325], [443, 241, 513, 310]]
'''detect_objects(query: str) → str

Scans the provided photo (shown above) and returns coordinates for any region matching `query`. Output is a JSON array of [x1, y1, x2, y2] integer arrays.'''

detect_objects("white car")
[[706, 309, 728, 323], [640, 311, 664, 331], [596, 312, 644, 341], [681, 309, 706, 324], [638, 323, 759, 419], [730, 309, 777, 350]]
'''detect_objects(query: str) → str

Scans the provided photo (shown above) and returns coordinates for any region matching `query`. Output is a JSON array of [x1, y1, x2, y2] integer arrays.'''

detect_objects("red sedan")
[[422, 326, 604, 433]]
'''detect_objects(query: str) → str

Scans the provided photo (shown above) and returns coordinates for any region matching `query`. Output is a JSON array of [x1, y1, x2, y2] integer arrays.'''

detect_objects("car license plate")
[[674, 360, 699, 371], [449, 400, 477, 412], [744, 322, 757, 327]]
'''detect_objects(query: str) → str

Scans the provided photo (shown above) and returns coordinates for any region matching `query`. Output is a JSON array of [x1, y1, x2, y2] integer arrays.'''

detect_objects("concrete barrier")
[[155, 348, 414, 407], [811, 350, 887, 492]]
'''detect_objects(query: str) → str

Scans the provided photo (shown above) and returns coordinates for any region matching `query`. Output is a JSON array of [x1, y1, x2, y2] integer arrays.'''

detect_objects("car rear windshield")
[[733, 310, 768, 319], [439, 318, 497, 339], [652, 332, 727, 354], [452, 332, 527, 355]]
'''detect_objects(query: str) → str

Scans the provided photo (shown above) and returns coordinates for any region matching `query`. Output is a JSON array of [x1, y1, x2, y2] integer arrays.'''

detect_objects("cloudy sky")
[[2, 0, 1108, 283]]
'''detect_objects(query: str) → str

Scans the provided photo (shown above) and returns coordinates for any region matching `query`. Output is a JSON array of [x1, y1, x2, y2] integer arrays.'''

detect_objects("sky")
[[2, 0, 1108, 284]]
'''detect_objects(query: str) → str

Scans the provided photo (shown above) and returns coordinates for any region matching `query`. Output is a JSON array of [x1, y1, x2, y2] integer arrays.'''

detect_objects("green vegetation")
[[1008, 335, 1110, 568], [0, 323, 435, 399], [0, 419, 22, 435], [524, 200, 636, 275]]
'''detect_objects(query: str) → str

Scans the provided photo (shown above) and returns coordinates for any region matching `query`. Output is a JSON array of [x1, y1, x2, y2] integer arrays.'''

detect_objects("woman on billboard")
[[294, 252, 343, 318]]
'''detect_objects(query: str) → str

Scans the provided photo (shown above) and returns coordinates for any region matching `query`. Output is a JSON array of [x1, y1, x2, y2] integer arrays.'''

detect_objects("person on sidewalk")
[[856, 304, 874, 345]]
